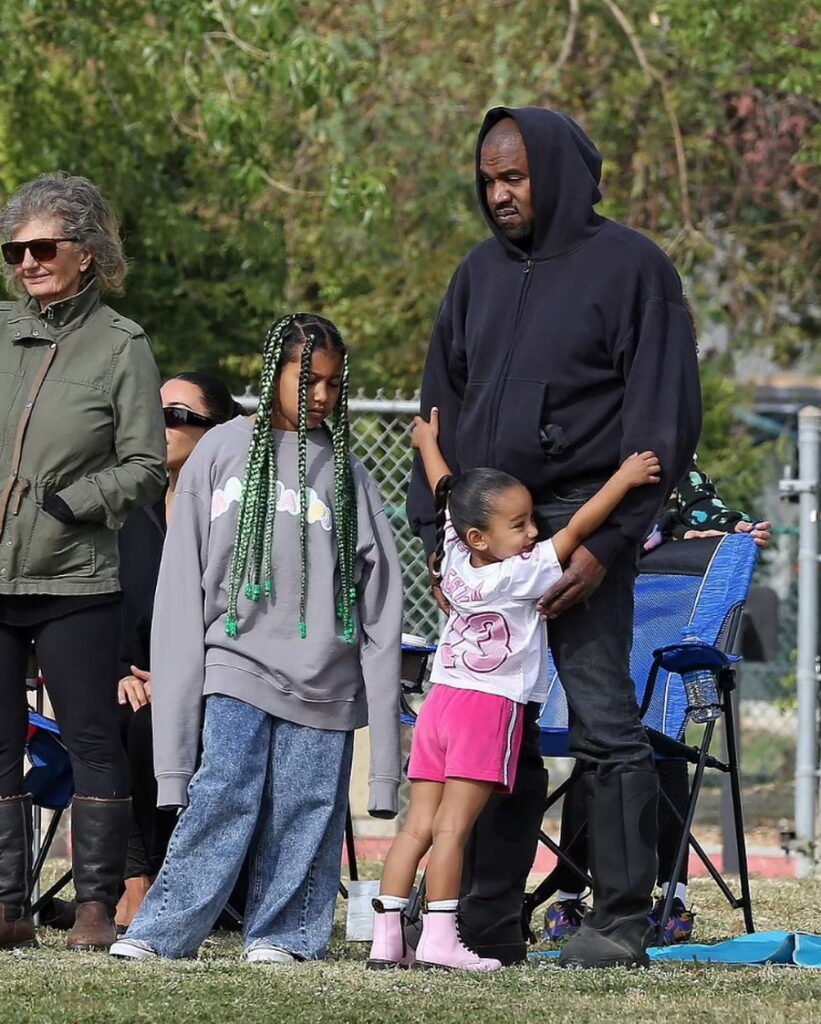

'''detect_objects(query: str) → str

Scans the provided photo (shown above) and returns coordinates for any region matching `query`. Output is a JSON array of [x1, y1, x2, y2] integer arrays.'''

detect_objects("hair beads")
[[224, 313, 359, 643], [332, 350, 357, 643], [296, 331, 313, 638]]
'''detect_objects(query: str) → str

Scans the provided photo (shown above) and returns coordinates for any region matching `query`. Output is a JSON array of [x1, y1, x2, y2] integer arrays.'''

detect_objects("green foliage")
[[0, 0, 815, 501], [697, 358, 775, 515]]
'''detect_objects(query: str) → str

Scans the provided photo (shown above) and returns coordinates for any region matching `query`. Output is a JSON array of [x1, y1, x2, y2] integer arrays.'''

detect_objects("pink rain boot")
[[366, 899, 416, 970], [415, 909, 502, 972]]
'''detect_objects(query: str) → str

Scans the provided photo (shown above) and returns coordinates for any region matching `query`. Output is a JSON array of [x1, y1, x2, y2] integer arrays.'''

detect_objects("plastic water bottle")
[[679, 626, 722, 723]]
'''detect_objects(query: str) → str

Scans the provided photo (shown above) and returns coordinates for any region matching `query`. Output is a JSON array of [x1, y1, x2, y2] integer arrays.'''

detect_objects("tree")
[[0, 0, 815, 513]]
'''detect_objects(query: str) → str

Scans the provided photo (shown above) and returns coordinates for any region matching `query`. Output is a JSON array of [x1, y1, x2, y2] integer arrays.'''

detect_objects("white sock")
[[556, 890, 583, 903], [378, 895, 409, 910], [427, 899, 458, 912], [660, 882, 688, 905]]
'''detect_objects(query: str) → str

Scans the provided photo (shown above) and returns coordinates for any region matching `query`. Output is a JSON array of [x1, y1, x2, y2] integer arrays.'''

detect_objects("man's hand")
[[427, 551, 450, 615], [538, 545, 606, 620], [117, 665, 152, 711]]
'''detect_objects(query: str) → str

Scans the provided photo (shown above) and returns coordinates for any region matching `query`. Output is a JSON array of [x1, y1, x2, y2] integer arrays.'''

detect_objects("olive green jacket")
[[0, 281, 167, 595]]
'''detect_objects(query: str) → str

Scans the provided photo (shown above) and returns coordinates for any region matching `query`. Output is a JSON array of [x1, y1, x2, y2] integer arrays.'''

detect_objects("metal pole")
[[31, 677, 43, 921], [720, 670, 741, 874], [792, 406, 820, 877]]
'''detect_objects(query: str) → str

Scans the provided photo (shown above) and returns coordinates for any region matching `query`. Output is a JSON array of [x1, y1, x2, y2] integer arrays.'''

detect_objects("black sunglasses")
[[1, 237, 79, 266], [163, 406, 216, 430]]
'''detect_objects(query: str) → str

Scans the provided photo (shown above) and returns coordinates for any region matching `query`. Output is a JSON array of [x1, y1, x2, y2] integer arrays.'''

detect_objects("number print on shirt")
[[439, 611, 512, 674]]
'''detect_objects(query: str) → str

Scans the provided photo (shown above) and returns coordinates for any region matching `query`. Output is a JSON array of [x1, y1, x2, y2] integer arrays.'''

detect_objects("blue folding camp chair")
[[25, 708, 75, 916], [528, 532, 760, 941]]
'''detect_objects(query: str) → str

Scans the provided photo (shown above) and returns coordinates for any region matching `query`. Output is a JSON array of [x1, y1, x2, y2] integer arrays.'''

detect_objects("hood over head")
[[476, 106, 603, 260]]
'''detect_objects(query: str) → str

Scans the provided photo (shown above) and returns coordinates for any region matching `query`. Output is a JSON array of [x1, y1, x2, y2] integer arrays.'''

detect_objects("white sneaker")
[[110, 938, 159, 960], [245, 943, 299, 965]]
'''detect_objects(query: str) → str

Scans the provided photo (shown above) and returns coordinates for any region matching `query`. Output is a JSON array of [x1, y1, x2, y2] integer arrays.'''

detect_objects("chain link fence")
[[244, 390, 804, 845], [347, 392, 437, 641]]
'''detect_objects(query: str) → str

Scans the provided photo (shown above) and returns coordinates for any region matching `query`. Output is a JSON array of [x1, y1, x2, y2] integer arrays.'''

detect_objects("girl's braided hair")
[[433, 468, 523, 577], [225, 313, 358, 642]]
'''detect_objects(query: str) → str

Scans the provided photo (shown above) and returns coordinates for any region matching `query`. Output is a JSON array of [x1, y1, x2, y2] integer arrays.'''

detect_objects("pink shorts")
[[407, 684, 524, 793]]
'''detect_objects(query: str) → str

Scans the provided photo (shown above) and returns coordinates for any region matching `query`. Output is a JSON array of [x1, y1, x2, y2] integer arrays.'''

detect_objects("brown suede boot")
[[67, 796, 131, 952], [0, 795, 37, 950]]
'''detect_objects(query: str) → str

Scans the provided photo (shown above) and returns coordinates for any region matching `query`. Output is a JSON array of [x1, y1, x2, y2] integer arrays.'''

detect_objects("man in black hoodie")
[[407, 107, 701, 968]]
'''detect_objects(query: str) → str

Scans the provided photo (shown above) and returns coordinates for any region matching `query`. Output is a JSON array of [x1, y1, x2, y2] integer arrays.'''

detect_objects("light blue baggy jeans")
[[125, 694, 353, 959]]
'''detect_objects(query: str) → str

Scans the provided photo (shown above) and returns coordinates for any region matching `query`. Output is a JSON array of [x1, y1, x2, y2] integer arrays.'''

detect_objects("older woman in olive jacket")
[[0, 173, 165, 952]]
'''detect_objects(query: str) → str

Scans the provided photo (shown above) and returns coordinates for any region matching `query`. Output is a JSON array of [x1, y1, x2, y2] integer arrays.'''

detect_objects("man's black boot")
[[0, 794, 37, 949], [559, 768, 658, 969]]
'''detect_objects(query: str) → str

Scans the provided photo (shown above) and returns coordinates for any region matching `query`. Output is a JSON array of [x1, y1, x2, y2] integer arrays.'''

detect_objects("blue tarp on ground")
[[529, 932, 821, 968]]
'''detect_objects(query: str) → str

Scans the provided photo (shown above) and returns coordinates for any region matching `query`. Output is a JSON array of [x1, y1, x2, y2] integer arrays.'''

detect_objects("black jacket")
[[117, 499, 166, 677], [407, 106, 702, 566]]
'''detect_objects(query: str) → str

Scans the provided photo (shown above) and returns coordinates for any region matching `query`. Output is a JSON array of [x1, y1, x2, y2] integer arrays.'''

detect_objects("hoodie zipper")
[[485, 258, 533, 464]]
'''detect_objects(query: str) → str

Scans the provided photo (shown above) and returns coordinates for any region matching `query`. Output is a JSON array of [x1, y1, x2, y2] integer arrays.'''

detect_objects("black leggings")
[[553, 759, 691, 891], [0, 603, 129, 799], [119, 703, 176, 878]]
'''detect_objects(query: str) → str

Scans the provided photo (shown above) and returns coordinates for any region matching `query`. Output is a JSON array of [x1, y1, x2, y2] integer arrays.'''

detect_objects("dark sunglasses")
[[1, 237, 79, 266], [163, 406, 216, 430]]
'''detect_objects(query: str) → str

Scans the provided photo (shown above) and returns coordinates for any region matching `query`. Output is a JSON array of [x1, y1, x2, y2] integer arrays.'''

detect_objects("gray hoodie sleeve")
[[150, 470, 211, 809], [355, 464, 403, 818]]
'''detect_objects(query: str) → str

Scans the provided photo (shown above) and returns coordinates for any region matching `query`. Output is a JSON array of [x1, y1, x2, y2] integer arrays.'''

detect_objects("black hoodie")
[[407, 106, 701, 567]]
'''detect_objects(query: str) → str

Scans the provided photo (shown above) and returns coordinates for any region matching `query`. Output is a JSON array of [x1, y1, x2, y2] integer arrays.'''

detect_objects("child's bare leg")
[[379, 781, 443, 898], [426, 778, 495, 901]]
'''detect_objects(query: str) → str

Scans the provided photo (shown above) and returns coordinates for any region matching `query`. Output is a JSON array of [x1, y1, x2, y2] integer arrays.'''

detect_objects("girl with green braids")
[[111, 314, 403, 965]]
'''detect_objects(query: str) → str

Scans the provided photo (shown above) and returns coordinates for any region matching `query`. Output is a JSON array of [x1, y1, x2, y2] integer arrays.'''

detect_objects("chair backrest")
[[538, 534, 760, 756], [26, 710, 74, 810]]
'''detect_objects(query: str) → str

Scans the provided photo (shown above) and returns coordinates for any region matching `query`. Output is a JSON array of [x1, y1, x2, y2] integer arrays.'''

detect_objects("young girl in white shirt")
[[368, 407, 660, 972]]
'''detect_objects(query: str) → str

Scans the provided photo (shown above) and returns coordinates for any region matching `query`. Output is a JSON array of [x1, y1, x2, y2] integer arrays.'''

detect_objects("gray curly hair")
[[0, 172, 127, 295]]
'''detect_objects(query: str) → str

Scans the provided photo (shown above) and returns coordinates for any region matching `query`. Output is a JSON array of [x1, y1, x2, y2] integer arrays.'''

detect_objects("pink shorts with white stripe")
[[407, 684, 524, 793]]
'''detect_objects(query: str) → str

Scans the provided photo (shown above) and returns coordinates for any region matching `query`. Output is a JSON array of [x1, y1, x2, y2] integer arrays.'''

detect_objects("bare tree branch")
[[555, 0, 581, 73], [205, 34, 239, 103], [170, 109, 206, 142], [206, 0, 274, 62], [598, 0, 695, 232], [258, 168, 324, 199]]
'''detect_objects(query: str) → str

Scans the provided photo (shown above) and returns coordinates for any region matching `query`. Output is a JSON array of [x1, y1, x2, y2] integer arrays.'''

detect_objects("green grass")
[[5, 875, 821, 1024]]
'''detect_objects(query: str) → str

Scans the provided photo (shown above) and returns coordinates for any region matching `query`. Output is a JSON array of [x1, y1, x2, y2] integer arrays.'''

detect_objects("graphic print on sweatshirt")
[[210, 475, 332, 531]]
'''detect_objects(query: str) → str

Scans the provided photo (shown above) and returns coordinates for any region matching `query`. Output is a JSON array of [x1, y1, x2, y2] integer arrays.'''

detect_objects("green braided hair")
[[225, 313, 358, 643]]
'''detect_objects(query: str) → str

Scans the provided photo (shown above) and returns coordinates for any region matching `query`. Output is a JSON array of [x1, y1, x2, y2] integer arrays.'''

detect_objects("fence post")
[[783, 406, 820, 877]]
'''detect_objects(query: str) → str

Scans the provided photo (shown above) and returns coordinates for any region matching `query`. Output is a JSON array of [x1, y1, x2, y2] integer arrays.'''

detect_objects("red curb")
[[343, 837, 797, 878]]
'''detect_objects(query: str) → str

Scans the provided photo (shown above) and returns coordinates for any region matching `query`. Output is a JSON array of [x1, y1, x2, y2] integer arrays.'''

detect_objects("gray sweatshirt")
[[150, 417, 403, 816]]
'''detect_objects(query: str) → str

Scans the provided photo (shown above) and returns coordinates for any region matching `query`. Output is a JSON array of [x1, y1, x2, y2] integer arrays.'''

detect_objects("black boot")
[[67, 797, 131, 952], [0, 794, 37, 950], [457, 708, 548, 965], [559, 768, 658, 969], [39, 897, 76, 930]]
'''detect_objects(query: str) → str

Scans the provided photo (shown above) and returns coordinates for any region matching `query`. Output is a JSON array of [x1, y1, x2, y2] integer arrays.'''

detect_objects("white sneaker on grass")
[[109, 938, 159, 960], [245, 943, 299, 965]]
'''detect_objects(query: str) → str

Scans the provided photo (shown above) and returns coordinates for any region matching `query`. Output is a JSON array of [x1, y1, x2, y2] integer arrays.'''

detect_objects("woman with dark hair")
[[114, 372, 244, 930], [0, 173, 166, 952]]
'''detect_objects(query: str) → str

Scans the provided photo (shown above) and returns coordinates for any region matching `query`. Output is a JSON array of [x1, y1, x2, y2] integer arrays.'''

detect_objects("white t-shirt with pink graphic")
[[429, 517, 563, 704]]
